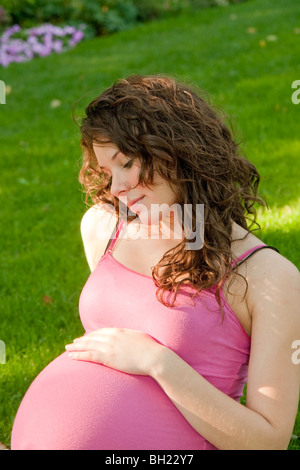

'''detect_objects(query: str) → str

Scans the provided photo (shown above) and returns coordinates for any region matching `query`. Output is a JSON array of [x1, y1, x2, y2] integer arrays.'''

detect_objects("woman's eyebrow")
[[111, 150, 120, 161], [99, 149, 120, 169]]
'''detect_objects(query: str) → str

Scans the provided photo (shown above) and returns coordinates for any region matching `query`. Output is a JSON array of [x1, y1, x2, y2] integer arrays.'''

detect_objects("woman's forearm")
[[149, 346, 286, 450]]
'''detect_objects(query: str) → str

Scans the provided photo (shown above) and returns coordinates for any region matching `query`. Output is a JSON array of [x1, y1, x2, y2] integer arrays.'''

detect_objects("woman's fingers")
[[65, 338, 108, 364], [65, 327, 163, 375], [68, 350, 103, 363], [66, 339, 104, 352]]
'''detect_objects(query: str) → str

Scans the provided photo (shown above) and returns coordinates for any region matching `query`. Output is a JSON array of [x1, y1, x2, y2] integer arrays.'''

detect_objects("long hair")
[[78, 74, 267, 312]]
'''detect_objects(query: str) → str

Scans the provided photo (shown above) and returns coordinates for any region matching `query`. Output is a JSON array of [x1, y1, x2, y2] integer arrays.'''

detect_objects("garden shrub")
[[0, 0, 248, 35], [0, 0, 138, 35]]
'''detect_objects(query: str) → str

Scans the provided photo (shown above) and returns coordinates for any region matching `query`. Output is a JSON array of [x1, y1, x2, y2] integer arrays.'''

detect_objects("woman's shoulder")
[[80, 202, 118, 271], [227, 223, 299, 335], [231, 222, 299, 280], [81, 202, 117, 231], [231, 222, 298, 271], [231, 223, 299, 311]]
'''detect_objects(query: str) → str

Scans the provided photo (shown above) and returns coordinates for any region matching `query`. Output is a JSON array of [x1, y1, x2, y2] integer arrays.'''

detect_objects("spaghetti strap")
[[104, 218, 125, 255], [233, 244, 280, 267]]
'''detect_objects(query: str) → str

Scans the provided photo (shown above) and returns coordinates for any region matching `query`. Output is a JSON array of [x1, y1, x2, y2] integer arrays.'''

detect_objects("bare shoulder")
[[231, 221, 299, 292], [80, 202, 117, 271], [81, 202, 116, 235], [227, 223, 299, 333], [245, 243, 300, 314], [244, 239, 300, 298]]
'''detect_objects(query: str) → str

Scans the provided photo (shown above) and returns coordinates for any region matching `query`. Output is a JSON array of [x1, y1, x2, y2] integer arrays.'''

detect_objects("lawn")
[[0, 0, 299, 450]]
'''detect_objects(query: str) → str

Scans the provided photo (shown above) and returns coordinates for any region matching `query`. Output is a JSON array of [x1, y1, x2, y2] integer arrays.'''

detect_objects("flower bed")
[[0, 23, 84, 67]]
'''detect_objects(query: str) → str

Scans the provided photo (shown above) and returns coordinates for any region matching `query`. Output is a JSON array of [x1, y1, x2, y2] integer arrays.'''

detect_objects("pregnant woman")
[[11, 75, 300, 450]]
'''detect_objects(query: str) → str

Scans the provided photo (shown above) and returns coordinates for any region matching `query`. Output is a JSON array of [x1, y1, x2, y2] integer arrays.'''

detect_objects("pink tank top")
[[78, 220, 277, 446], [11, 219, 279, 450]]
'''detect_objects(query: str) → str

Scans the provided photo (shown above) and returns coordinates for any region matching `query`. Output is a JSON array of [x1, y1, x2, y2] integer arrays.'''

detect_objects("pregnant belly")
[[11, 352, 215, 450]]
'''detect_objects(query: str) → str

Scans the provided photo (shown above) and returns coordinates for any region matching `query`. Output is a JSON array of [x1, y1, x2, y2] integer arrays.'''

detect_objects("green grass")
[[0, 0, 299, 450]]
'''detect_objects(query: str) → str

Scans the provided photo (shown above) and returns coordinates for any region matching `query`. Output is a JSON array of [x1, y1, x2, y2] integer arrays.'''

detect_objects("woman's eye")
[[123, 159, 134, 169]]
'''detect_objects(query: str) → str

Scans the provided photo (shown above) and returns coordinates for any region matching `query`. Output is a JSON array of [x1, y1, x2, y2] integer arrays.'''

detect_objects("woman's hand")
[[65, 327, 166, 376]]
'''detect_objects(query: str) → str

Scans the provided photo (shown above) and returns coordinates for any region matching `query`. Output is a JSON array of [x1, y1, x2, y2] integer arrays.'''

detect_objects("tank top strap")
[[232, 244, 280, 267], [104, 219, 125, 255]]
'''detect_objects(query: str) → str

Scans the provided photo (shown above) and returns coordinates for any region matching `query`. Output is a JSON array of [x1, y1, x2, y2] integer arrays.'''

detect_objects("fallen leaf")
[[259, 40, 266, 48], [266, 34, 278, 41], [282, 205, 292, 214], [43, 295, 53, 305], [50, 99, 61, 108], [247, 27, 256, 34]]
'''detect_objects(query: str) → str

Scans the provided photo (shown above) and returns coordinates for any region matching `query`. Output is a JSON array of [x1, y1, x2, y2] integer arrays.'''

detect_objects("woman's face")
[[93, 143, 179, 225]]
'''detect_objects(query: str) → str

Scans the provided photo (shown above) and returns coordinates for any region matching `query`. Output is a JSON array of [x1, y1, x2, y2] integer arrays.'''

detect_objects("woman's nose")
[[110, 171, 130, 198]]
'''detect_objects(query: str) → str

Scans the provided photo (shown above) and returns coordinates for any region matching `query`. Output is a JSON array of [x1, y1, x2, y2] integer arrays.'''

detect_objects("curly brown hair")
[[78, 74, 267, 312]]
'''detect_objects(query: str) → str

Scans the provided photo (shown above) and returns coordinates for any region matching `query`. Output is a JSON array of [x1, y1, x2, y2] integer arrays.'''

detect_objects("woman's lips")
[[127, 196, 144, 207], [127, 196, 145, 211]]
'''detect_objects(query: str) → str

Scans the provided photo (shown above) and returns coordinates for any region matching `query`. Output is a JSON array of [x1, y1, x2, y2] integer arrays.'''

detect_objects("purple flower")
[[0, 23, 85, 67], [64, 26, 76, 35], [0, 51, 10, 67], [39, 47, 52, 57], [73, 30, 84, 43], [52, 40, 63, 53]]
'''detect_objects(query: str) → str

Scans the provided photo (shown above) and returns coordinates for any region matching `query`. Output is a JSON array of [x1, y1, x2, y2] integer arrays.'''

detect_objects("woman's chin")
[[135, 212, 153, 226], [136, 208, 162, 226]]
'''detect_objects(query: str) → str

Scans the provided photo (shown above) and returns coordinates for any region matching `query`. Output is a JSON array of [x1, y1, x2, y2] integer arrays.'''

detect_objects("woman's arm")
[[149, 254, 300, 450]]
